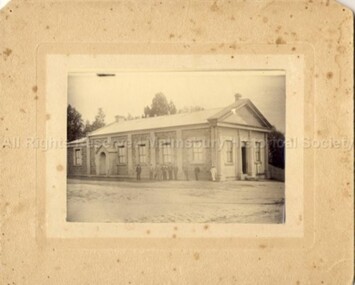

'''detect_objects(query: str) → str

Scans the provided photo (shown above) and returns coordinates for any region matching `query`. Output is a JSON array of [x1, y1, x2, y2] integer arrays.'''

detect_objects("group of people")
[[135, 163, 218, 182]]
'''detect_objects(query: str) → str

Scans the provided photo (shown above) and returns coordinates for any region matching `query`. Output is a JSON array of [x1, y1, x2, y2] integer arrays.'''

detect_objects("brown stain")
[[204, 225, 209, 230], [229, 43, 237, 50], [230, 15, 235, 21], [275, 37, 286, 45], [262, 17, 268, 23], [337, 45, 346, 53], [275, 25, 282, 33], [326, 72, 333, 79], [173, 226, 178, 231], [116, 259, 120, 263], [172, 234, 177, 239], [20, 108, 26, 113], [193, 252, 200, 260], [32, 86, 38, 93], [46, 25, 50, 30], [56, 164, 64, 171], [34, 96, 39, 100], [146, 230, 150, 234], [292, 47, 296, 51], [210, 1, 219, 12], [3, 48, 12, 57], [298, 215, 302, 221], [169, 33, 175, 39], [259, 244, 267, 249]]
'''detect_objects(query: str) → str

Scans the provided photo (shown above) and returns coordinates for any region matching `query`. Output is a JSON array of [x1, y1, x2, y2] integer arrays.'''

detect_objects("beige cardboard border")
[[36, 43, 314, 248], [1, 1, 353, 284]]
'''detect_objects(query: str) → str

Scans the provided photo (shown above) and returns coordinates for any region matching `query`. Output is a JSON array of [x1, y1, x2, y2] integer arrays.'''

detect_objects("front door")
[[241, 145, 247, 174], [99, 152, 106, 175]]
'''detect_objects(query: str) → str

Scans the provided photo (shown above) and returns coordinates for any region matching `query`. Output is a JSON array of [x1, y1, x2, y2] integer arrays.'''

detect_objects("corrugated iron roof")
[[67, 137, 87, 145], [89, 107, 224, 137]]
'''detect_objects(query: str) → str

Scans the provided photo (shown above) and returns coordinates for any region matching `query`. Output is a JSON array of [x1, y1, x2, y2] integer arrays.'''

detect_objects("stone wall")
[[181, 128, 212, 181], [67, 145, 87, 177]]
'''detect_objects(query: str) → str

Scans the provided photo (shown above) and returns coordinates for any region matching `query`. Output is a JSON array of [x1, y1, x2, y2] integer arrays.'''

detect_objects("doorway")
[[241, 144, 247, 174], [99, 152, 107, 175]]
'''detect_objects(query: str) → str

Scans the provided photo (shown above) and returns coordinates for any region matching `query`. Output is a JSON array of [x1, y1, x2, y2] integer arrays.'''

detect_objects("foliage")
[[178, 105, 205, 113], [67, 104, 85, 142], [268, 127, 285, 169], [84, 108, 106, 134], [144, 93, 177, 117]]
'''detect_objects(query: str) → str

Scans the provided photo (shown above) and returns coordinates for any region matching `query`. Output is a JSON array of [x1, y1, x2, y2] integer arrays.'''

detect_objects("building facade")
[[67, 97, 273, 181]]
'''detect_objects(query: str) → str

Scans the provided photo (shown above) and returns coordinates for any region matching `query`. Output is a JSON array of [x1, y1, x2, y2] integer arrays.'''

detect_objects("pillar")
[[216, 127, 225, 181], [127, 133, 133, 177], [86, 138, 91, 176], [150, 132, 156, 166], [237, 130, 243, 179], [264, 132, 270, 178], [176, 129, 184, 179]]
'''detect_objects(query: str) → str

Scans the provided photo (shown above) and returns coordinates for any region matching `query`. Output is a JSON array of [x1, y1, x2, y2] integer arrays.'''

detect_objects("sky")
[[68, 71, 285, 133]]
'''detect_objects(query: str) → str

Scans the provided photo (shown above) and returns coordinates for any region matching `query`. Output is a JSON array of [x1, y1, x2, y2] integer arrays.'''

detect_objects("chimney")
[[234, 93, 242, 102]]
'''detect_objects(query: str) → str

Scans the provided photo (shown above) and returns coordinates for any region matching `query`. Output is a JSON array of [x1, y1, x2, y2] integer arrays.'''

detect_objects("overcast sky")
[[68, 71, 285, 133]]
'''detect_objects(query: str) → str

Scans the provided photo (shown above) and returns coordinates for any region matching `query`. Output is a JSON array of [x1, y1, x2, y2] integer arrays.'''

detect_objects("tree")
[[83, 108, 106, 135], [91, 108, 106, 130], [178, 105, 205, 113], [268, 127, 285, 169], [67, 104, 84, 142], [144, 93, 177, 117]]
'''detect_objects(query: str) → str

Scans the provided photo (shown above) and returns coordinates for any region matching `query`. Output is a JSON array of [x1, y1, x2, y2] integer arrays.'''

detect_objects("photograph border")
[[36, 43, 314, 248]]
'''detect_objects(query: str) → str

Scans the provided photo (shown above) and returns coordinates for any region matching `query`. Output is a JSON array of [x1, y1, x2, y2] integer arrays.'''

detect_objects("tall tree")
[[91, 108, 106, 130], [268, 127, 285, 169], [67, 104, 84, 142], [83, 108, 106, 135], [144, 93, 177, 117]]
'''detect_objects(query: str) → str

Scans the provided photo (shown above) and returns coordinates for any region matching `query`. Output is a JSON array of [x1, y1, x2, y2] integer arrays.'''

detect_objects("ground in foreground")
[[67, 179, 285, 223]]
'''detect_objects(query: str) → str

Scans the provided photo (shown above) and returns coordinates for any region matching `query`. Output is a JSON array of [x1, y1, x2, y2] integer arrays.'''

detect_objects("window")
[[162, 142, 172, 163], [192, 140, 203, 162], [74, 148, 82, 166], [225, 140, 233, 163], [117, 145, 126, 164], [255, 142, 261, 162], [138, 143, 147, 163]]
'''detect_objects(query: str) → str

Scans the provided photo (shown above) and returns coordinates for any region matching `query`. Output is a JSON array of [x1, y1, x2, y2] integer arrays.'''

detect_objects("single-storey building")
[[67, 95, 273, 181]]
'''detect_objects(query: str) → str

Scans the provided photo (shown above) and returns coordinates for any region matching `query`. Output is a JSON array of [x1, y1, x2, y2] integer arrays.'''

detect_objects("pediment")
[[222, 105, 265, 128], [95, 144, 117, 154]]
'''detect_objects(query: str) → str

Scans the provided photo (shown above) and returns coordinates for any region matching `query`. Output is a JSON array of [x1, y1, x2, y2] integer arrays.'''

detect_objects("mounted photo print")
[[66, 70, 286, 224], [0, 0, 353, 284]]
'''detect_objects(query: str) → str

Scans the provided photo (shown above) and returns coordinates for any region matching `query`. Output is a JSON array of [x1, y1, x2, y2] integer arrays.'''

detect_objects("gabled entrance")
[[99, 152, 107, 175]]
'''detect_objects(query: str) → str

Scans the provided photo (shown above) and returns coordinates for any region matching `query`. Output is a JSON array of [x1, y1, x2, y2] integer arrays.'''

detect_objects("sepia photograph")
[[66, 70, 286, 224]]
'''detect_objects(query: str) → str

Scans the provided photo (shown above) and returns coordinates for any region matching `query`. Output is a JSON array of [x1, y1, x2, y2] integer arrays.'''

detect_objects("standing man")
[[136, 164, 142, 181], [194, 166, 200, 181], [173, 164, 179, 180], [168, 163, 173, 180], [183, 165, 189, 181], [149, 164, 155, 180], [156, 163, 162, 180], [210, 165, 217, 182], [162, 164, 167, 180]]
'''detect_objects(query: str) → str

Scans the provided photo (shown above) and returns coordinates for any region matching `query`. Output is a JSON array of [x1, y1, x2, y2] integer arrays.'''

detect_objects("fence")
[[268, 164, 285, 182]]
